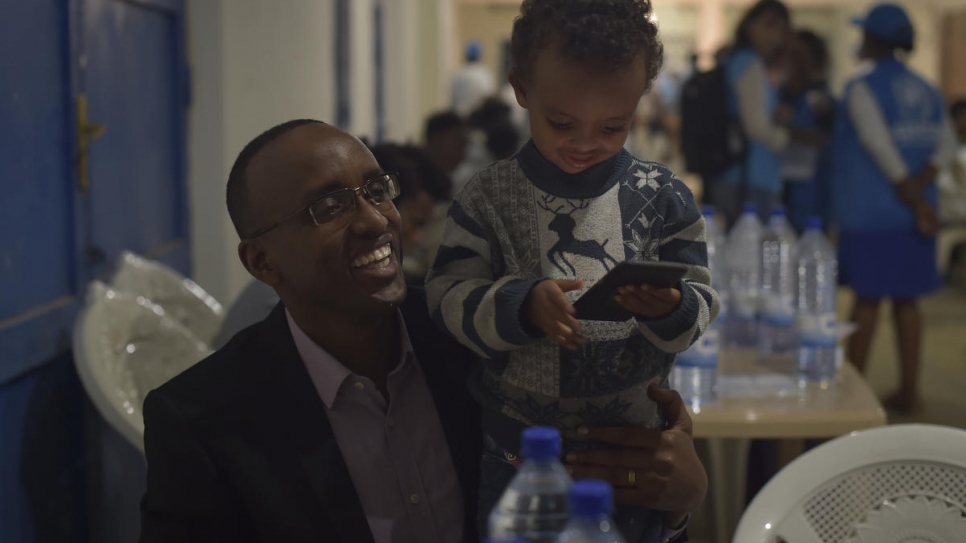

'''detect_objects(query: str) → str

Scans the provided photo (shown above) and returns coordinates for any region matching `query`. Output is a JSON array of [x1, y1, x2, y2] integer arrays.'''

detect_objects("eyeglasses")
[[246, 172, 401, 239]]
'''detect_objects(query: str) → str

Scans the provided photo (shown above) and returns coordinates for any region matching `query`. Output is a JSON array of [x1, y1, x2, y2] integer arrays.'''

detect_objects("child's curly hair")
[[510, 0, 663, 92]]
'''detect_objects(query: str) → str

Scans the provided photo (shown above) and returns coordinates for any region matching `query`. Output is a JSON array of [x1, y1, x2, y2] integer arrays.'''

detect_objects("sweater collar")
[[514, 140, 630, 199]]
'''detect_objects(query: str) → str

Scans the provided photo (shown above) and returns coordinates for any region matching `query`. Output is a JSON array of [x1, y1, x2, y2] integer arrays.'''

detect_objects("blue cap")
[[466, 40, 483, 61], [742, 202, 757, 215], [771, 205, 786, 218], [852, 3, 914, 48], [521, 427, 561, 461], [702, 205, 716, 219], [805, 216, 823, 231], [569, 480, 613, 517]]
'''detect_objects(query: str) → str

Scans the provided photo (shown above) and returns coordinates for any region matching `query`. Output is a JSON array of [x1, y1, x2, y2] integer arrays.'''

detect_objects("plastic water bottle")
[[796, 217, 838, 384], [758, 207, 798, 355], [555, 480, 625, 543], [488, 427, 572, 543], [724, 203, 764, 347], [671, 206, 723, 405]]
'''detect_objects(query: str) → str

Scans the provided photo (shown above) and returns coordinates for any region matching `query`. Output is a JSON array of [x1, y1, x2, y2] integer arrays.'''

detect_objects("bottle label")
[[798, 312, 837, 347], [676, 329, 720, 368]]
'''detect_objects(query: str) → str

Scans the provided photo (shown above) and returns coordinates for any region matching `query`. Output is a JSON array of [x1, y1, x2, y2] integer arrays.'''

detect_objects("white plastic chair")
[[73, 281, 213, 452], [110, 251, 225, 345], [733, 424, 966, 543]]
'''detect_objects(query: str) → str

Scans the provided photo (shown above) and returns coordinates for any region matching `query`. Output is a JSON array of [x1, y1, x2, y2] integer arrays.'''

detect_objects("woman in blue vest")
[[834, 3, 956, 413], [712, 0, 791, 227]]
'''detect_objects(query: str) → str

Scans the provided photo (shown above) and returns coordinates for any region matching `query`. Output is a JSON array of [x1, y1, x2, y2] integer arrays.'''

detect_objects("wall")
[[186, 0, 336, 305]]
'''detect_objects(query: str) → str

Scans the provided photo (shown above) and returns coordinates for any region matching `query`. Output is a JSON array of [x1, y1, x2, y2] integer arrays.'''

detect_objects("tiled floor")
[[851, 284, 966, 430]]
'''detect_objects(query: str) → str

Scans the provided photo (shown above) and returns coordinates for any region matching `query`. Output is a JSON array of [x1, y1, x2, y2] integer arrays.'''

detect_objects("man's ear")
[[238, 239, 282, 287], [507, 68, 530, 110]]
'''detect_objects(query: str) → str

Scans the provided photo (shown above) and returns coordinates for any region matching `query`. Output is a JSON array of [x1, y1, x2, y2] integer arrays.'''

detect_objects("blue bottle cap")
[[520, 426, 561, 461], [771, 205, 786, 218], [805, 216, 823, 231], [742, 202, 757, 215], [702, 205, 716, 219], [569, 479, 613, 517]]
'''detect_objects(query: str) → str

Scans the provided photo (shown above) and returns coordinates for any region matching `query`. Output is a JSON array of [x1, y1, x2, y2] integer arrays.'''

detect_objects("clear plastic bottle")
[[488, 427, 572, 543], [724, 203, 764, 347], [795, 217, 839, 385], [555, 480, 626, 543], [758, 206, 799, 355], [671, 206, 723, 406]]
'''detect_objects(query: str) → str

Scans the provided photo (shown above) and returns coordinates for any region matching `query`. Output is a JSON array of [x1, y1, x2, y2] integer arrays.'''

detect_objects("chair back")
[[110, 251, 224, 345], [733, 423, 966, 543], [73, 281, 212, 452]]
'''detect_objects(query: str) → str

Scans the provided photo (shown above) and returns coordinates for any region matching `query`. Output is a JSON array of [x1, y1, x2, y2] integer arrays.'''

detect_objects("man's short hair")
[[226, 119, 323, 239], [424, 111, 465, 142]]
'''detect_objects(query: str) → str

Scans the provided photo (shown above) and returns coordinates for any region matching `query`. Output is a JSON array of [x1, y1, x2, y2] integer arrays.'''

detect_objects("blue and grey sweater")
[[426, 141, 720, 449]]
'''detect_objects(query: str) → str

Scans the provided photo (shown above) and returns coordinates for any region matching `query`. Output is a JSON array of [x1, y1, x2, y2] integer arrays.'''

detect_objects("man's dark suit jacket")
[[139, 287, 482, 542]]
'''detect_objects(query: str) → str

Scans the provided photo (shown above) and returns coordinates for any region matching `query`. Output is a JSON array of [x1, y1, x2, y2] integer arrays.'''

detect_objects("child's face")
[[509, 48, 649, 174]]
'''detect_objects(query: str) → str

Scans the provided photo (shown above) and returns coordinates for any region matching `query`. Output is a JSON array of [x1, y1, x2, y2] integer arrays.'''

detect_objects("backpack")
[[680, 63, 746, 177]]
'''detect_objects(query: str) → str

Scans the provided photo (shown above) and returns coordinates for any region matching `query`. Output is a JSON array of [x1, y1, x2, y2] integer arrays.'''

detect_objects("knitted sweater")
[[426, 141, 719, 448]]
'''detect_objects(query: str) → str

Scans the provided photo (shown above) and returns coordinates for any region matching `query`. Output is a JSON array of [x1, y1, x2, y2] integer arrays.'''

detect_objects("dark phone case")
[[573, 261, 688, 322]]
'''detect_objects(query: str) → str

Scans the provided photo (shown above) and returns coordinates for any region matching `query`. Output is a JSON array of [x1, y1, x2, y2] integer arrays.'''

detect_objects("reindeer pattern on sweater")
[[426, 142, 719, 440]]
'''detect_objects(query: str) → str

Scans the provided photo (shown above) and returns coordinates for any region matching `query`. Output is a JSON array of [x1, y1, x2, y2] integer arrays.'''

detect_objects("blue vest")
[[721, 48, 783, 195], [832, 58, 943, 231]]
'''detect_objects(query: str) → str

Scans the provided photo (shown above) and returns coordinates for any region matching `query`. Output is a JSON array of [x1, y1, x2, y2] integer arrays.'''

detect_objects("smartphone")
[[573, 260, 688, 322]]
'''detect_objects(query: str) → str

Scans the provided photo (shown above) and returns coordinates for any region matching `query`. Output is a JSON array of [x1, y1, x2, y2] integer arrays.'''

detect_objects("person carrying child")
[[425, 1, 719, 541]]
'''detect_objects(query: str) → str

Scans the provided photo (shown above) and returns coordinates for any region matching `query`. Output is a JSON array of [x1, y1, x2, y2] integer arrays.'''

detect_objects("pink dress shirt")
[[286, 310, 464, 543]]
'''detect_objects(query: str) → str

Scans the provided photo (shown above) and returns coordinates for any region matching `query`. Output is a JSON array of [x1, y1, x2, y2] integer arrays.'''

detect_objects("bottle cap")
[[742, 202, 757, 215], [771, 205, 786, 218], [702, 205, 716, 219], [805, 216, 823, 231], [521, 427, 561, 461], [569, 479, 613, 517]]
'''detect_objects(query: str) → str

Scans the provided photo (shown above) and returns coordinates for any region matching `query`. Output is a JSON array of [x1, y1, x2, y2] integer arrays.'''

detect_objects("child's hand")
[[615, 283, 682, 319], [524, 279, 587, 350]]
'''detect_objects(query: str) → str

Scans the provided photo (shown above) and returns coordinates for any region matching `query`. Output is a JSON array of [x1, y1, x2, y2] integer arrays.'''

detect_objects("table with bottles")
[[686, 348, 886, 543], [687, 348, 886, 439]]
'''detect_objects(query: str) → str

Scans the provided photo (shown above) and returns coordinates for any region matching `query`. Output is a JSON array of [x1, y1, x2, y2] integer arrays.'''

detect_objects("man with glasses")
[[140, 120, 706, 543], [139, 120, 482, 543]]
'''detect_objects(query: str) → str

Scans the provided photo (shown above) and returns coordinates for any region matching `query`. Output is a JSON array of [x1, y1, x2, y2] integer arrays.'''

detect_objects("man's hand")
[[564, 385, 707, 517], [524, 279, 587, 350], [615, 284, 682, 319]]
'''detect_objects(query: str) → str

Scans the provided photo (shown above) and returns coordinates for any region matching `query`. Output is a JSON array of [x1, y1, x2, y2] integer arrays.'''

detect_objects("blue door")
[[81, 0, 189, 278], [1, 0, 188, 540]]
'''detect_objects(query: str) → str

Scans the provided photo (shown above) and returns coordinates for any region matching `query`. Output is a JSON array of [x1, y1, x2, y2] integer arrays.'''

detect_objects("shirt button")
[[354, 381, 365, 390], [410, 493, 420, 504]]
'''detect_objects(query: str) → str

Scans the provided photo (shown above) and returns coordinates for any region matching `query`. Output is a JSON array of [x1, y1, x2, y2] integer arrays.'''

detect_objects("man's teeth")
[[351, 245, 392, 268]]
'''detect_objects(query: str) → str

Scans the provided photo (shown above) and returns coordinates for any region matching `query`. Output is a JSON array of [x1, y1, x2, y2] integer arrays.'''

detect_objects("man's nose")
[[349, 194, 390, 233]]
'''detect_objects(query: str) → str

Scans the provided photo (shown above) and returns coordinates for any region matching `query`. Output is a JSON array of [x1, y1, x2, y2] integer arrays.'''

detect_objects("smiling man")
[[138, 120, 482, 543]]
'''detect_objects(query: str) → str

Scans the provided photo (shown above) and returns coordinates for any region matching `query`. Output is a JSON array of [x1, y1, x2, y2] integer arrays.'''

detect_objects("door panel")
[[83, 0, 187, 277], [0, 0, 80, 381]]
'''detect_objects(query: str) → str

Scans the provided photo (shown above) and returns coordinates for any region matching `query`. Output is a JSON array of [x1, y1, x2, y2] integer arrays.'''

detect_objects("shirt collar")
[[285, 308, 414, 409]]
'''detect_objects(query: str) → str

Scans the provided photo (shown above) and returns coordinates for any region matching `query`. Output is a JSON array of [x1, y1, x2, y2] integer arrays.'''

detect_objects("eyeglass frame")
[[244, 172, 401, 239]]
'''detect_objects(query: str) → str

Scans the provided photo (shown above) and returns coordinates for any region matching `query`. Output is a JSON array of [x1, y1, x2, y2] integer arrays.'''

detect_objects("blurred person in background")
[[423, 111, 469, 178], [452, 40, 497, 118], [453, 98, 516, 193], [778, 29, 835, 233], [713, 0, 793, 226], [833, 3, 957, 413], [938, 100, 966, 229]]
